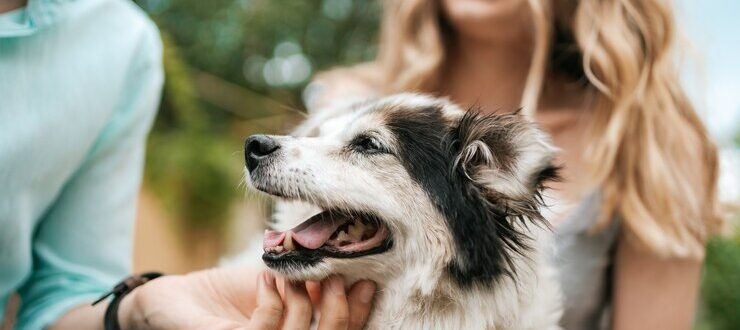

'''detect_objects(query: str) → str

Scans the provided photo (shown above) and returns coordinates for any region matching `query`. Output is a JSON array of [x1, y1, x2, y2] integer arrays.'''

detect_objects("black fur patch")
[[453, 108, 519, 174], [384, 107, 556, 287]]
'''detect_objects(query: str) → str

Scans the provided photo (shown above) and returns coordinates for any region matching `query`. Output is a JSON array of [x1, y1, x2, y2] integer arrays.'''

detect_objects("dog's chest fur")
[[358, 228, 562, 330]]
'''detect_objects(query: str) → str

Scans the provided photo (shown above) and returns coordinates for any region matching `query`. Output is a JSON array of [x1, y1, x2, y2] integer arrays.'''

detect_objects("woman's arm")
[[612, 235, 703, 330]]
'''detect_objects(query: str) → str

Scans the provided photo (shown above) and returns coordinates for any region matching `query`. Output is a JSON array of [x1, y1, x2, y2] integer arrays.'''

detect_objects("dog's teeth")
[[348, 222, 365, 241], [284, 232, 295, 251], [337, 230, 350, 242], [273, 246, 284, 253]]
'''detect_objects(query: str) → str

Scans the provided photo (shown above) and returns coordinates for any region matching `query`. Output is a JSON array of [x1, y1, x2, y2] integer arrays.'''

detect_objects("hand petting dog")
[[117, 268, 375, 330]]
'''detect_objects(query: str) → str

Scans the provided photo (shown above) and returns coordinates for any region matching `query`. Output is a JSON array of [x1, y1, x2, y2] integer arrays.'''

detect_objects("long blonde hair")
[[325, 0, 720, 258]]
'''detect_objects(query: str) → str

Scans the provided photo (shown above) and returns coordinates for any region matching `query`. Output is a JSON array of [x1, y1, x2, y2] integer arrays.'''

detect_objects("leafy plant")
[[697, 228, 740, 330]]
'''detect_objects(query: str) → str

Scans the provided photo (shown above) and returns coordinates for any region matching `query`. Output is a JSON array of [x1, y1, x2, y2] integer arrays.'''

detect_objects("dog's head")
[[245, 93, 557, 288]]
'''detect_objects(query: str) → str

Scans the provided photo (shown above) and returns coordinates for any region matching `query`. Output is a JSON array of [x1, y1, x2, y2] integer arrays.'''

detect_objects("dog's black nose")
[[245, 135, 280, 172]]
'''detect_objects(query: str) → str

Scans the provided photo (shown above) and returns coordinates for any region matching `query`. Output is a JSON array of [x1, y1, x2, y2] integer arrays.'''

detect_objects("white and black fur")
[[244, 94, 562, 329]]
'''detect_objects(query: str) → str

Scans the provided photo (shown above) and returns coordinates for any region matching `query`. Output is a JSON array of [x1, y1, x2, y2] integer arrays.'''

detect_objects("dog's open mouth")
[[262, 210, 392, 268]]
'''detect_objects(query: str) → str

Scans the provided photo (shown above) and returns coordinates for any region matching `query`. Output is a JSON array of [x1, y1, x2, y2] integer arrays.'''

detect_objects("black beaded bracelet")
[[92, 272, 164, 330]]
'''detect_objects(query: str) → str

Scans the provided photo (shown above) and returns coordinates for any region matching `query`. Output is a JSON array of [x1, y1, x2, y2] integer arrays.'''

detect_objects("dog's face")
[[245, 94, 557, 287]]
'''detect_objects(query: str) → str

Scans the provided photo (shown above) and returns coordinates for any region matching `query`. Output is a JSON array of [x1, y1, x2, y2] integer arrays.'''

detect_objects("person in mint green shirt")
[[0, 0, 376, 329], [0, 0, 162, 327]]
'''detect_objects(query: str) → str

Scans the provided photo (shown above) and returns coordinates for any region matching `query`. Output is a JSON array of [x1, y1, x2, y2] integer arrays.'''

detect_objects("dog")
[[244, 93, 562, 329]]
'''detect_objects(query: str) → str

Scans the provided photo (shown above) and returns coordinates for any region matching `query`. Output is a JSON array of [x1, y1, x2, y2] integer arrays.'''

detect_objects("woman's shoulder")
[[302, 62, 385, 114]]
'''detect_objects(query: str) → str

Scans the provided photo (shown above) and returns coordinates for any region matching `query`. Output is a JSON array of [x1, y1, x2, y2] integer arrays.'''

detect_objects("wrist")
[[92, 272, 163, 330], [116, 288, 141, 329]]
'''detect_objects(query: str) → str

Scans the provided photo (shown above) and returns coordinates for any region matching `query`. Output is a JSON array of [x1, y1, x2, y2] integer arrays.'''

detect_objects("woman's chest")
[[533, 108, 596, 225]]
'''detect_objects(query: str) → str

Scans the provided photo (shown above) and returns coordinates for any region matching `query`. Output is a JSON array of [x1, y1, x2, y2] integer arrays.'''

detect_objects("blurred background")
[[123, 0, 739, 329], [130, 0, 382, 272]]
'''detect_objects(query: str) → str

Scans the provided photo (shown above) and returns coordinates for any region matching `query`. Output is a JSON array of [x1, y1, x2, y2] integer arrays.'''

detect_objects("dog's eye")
[[352, 136, 384, 154]]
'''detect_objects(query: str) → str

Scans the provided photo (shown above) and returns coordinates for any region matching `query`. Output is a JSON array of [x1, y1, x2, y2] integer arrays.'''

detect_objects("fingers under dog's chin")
[[267, 265, 332, 282]]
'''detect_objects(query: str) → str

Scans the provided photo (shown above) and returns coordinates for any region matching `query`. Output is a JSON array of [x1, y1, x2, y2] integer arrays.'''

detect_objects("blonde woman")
[[302, 0, 721, 329]]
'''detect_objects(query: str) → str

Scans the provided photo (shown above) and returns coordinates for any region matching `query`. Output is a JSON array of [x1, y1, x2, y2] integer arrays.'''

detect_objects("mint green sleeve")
[[14, 25, 163, 330]]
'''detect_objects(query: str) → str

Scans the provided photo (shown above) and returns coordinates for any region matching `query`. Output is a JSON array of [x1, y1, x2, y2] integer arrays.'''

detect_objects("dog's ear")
[[451, 111, 558, 202], [444, 111, 559, 286]]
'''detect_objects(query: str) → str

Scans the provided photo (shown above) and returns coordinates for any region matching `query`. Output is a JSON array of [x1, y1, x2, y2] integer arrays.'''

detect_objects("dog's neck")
[[357, 229, 562, 330], [364, 267, 515, 329]]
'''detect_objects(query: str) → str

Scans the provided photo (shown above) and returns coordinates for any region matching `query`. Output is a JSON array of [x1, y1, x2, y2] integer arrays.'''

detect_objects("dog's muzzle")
[[245, 134, 280, 172]]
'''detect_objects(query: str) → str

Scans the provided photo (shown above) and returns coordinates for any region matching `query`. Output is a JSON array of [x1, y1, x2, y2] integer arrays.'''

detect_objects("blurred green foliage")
[[143, 33, 240, 230], [134, 0, 381, 230], [697, 227, 740, 330], [138, 0, 379, 97]]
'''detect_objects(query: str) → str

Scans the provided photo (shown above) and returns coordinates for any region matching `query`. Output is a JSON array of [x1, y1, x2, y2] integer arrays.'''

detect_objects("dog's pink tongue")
[[263, 212, 346, 250]]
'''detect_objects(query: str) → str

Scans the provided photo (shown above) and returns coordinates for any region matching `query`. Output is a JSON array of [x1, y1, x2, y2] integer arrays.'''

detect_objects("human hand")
[[119, 268, 376, 329]]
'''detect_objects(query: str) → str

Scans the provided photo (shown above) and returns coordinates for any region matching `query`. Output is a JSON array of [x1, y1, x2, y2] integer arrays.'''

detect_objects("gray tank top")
[[552, 192, 620, 330]]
